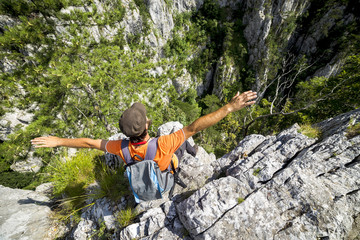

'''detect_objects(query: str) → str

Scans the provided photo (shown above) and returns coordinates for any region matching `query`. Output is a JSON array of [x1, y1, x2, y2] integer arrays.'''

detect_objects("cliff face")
[[65, 109, 359, 240], [1, 0, 358, 171], [0, 111, 358, 240], [0, 0, 359, 238]]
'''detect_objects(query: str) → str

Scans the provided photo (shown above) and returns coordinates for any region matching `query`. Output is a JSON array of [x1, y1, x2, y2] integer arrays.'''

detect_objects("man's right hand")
[[31, 136, 61, 148]]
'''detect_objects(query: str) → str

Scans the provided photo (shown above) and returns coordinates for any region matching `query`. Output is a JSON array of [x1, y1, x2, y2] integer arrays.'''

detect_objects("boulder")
[[177, 109, 360, 239], [0, 185, 54, 240]]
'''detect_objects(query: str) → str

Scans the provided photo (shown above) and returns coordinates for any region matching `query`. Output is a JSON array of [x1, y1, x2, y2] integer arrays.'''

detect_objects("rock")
[[214, 134, 267, 173], [0, 107, 34, 141], [35, 182, 54, 196], [0, 185, 54, 240], [72, 218, 97, 240], [119, 207, 166, 239], [148, 0, 174, 40], [157, 121, 195, 146], [174, 149, 216, 194], [177, 109, 360, 239], [10, 151, 44, 173], [177, 176, 243, 236]]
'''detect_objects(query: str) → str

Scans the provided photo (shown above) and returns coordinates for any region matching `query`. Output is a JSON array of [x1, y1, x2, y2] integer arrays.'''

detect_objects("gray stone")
[[179, 110, 360, 239], [177, 176, 244, 236], [0, 108, 34, 141], [10, 151, 43, 173], [72, 218, 97, 240], [0, 185, 53, 240], [214, 134, 267, 172], [119, 207, 166, 239]]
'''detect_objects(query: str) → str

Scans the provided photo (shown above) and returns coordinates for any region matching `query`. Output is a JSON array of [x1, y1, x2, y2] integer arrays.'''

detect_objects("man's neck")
[[144, 133, 150, 142], [132, 133, 151, 149]]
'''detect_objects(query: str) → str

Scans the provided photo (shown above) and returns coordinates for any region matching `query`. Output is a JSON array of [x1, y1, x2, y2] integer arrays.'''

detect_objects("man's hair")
[[129, 129, 148, 143]]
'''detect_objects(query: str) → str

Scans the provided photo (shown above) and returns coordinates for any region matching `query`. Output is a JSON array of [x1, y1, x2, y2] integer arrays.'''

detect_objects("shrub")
[[253, 168, 261, 176], [0, 171, 36, 189], [346, 122, 360, 139], [94, 159, 131, 202], [297, 124, 321, 139], [47, 149, 101, 221], [116, 207, 138, 228], [237, 197, 245, 204]]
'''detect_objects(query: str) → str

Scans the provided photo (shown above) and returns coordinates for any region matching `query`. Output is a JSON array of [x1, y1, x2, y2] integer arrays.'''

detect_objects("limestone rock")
[[0, 185, 53, 240], [177, 176, 243, 236], [0, 108, 34, 141], [10, 151, 43, 173], [177, 109, 360, 239], [119, 207, 166, 239]]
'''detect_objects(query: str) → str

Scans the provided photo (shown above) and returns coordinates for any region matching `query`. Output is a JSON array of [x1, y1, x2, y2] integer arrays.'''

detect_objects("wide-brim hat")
[[119, 102, 146, 137]]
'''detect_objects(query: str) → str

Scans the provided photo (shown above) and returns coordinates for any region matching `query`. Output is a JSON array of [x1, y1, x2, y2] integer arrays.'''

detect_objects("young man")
[[31, 90, 257, 171]]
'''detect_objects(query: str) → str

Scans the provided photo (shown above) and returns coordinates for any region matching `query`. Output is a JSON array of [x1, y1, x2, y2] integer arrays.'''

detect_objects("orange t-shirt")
[[105, 129, 185, 171]]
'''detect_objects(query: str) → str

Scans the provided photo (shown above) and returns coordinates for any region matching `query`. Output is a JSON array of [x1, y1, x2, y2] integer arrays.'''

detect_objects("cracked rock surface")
[[109, 110, 360, 240], [177, 109, 360, 240]]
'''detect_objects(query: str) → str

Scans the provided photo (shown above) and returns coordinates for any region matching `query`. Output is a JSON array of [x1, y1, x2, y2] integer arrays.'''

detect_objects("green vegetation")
[[297, 124, 321, 139], [253, 168, 261, 176], [346, 122, 360, 139], [94, 159, 131, 201], [0, 171, 36, 189], [47, 149, 132, 223], [116, 207, 138, 228], [0, 0, 359, 217], [237, 197, 245, 204], [48, 149, 100, 221]]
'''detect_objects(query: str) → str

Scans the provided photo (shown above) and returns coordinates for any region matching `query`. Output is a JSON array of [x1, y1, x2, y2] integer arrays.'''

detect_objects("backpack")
[[121, 138, 186, 203]]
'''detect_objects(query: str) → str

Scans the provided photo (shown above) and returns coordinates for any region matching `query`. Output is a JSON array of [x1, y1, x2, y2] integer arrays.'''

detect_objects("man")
[[31, 90, 257, 171]]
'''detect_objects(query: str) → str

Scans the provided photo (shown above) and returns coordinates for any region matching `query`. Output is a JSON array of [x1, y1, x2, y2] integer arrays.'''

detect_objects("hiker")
[[31, 90, 257, 201], [31, 90, 257, 166]]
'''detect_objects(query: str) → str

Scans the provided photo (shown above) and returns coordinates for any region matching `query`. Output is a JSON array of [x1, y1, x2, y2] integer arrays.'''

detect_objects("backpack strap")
[[144, 137, 158, 160], [169, 159, 187, 199], [121, 139, 133, 165], [121, 138, 159, 164]]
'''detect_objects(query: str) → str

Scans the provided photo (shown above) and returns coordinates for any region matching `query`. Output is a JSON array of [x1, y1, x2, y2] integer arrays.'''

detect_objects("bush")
[[297, 124, 321, 139], [116, 207, 138, 228], [346, 122, 360, 139], [0, 171, 36, 189], [94, 159, 131, 202]]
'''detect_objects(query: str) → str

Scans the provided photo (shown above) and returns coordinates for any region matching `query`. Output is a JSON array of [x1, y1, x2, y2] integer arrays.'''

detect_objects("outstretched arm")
[[31, 136, 107, 152], [183, 90, 257, 139]]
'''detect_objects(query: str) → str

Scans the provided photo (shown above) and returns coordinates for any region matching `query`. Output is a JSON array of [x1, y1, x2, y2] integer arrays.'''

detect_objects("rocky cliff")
[[2, 109, 356, 239], [0, 0, 359, 238], [1, 0, 358, 172]]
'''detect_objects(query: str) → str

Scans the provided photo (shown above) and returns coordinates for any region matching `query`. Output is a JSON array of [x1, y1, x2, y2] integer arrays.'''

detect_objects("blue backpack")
[[121, 138, 184, 203]]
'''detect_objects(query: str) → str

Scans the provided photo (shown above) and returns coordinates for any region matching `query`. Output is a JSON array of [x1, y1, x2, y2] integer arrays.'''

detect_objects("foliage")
[[293, 54, 360, 123], [48, 149, 99, 198], [46, 149, 100, 221], [346, 122, 360, 139], [253, 168, 261, 176], [0, 171, 36, 188], [0, 0, 177, 171], [116, 207, 138, 228], [237, 197, 245, 204], [94, 159, 131, 202], [297, 124, 321, 139]]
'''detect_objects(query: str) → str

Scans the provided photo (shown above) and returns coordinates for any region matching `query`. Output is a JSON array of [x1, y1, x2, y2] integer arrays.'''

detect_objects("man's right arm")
[[183, 90, 257, 139], [31, 136, 107, 152]]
